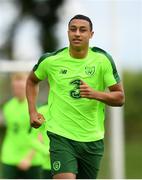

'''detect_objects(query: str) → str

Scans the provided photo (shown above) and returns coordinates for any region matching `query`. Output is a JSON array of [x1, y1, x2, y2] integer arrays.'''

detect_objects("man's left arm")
[[80, 81, 125, 106]]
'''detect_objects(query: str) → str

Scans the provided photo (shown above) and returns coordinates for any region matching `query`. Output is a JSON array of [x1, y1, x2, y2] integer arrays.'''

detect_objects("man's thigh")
[[76, 139, 104, 179], [47, 131, 78, 176], [47, 131, 104, 179]]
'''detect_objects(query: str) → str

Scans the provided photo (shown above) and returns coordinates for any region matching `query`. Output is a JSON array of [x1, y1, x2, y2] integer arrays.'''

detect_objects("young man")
[[26, 14, 125, 179]]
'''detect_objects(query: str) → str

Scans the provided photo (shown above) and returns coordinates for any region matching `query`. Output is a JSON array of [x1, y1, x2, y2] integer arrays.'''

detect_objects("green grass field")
[[125, 140, 142, 178]]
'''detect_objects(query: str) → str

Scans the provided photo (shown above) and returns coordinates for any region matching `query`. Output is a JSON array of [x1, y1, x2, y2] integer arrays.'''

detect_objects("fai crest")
[[53, 161, 61, 171], [85, 66, 95, 76]]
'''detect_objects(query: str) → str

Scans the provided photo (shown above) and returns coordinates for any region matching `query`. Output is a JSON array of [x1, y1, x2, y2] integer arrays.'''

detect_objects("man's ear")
[[90, 31, 94, 39]]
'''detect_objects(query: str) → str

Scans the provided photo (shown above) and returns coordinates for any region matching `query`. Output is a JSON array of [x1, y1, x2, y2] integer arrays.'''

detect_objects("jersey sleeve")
[[33, 54, 50, 80], [103, 56, 121, 87], [34, 61, 47, 80]]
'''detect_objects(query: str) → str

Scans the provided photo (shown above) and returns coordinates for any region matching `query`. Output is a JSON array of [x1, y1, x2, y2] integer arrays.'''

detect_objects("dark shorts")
[[41, 169, 52, 179], [47, 131, 104, 179], [1, 163, 41, 179]]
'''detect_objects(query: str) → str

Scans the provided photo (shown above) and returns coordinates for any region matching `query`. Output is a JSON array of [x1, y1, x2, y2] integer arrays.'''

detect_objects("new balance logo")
[[60, 69, 67, 74]]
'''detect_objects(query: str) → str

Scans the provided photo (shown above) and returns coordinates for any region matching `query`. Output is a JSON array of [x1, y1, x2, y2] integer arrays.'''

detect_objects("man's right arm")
[[26, 71, 45, 128]]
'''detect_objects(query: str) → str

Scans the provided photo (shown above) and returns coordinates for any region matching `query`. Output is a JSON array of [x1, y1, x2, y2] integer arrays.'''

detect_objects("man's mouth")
[[72, 39, 82, 43]]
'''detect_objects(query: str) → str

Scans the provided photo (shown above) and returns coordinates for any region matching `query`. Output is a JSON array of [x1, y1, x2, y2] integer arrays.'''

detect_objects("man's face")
[[68, 19, 94, 49]]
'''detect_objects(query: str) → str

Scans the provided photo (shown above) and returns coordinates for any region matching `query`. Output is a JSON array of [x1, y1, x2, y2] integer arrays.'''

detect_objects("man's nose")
[[75, 29, 80, 36]]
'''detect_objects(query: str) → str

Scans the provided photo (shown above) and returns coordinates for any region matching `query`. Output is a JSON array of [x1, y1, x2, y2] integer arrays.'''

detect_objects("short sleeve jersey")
[[33, 47, 120, 142]]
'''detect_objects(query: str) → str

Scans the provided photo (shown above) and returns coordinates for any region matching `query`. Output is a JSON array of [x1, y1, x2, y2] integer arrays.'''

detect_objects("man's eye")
[[70, 28, 76, 32], [80, 29, 87, 32]]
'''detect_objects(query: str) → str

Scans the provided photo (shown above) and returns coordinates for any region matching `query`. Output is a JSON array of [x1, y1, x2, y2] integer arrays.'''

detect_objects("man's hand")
[[18, 158, 31, 171], [80, 80, 95, 99], [80, 80, 125, 106], [18, 150, 36, 171], [30, 112, 45, 128]]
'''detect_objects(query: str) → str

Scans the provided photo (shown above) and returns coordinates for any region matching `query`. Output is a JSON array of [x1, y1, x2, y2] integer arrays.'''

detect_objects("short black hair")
[[68, 14, 93, 31]]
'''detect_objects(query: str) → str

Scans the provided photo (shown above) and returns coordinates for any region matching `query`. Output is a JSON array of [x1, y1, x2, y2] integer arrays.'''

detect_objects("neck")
[[69, 46, 89, 59]]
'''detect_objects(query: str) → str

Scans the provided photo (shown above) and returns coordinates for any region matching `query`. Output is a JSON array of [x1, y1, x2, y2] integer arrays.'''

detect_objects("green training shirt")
[[33, 47, 120, 142], [1, 98, 42, 165]]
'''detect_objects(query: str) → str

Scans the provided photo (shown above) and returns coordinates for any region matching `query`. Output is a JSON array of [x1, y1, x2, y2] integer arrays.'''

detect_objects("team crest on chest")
[[85, 66, 95, 76], [59, 69, 68, 74]]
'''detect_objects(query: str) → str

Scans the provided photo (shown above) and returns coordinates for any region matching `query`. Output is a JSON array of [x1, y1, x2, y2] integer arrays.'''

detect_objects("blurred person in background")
[[29, 103, 52, 179], [26, 14, 125, 179], [37, 104, 52, 179], [1, 72, 42, 179]]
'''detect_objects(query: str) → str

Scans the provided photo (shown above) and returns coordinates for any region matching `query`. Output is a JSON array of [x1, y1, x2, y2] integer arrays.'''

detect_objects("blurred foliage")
[[123, 70, 142, 141], [20, 0, 63, 25], [125, 140, 142, 178], [0, 0, 64, 59], [18, 0, 64, 52], [123, 70, 142, 121]]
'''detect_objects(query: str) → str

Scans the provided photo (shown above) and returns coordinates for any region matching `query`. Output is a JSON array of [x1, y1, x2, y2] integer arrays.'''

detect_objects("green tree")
[[19, 0, 64, 52], [123, 70, 142, 140]]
